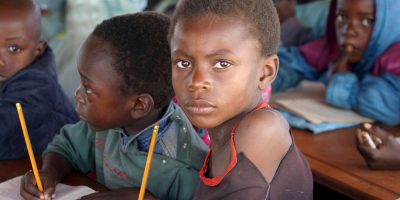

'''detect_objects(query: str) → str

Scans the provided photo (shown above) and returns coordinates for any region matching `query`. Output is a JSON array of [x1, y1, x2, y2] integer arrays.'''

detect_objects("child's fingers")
[[356, 129, 376, 149], [356, 141, 378, 161], [370, 126, 390, 141], [20, 171, 42, 200], [43, 187, 56, 200]]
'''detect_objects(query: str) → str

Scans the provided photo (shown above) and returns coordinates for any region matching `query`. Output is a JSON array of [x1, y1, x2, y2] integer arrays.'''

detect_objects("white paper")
[[0, 176, 96, 200], [271, 81, 374, 124]]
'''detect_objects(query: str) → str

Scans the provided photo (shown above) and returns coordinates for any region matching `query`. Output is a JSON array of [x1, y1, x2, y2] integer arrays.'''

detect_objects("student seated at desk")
[[20, 12, 209, 200], [357, 125, 400, 170], [273, 0, 400, 125], [169, 0, 313, 199], [0, 0, 78, 160]]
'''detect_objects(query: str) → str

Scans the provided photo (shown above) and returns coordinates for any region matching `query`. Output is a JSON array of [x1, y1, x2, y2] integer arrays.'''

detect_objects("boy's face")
[[335, 0, 375, 63], [170, 16, 266, 129], [75, 36, 133, 132], [0, 3, 45, 86]]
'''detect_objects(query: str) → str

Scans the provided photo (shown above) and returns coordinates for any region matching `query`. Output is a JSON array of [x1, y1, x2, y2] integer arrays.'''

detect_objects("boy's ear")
[[35, 40, 47, 57], [130, 94, 155, 119], [258, 55, 279, 90]]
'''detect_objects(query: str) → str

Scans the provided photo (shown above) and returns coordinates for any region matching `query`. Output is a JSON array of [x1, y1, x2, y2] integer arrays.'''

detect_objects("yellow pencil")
[[138, 123, 159, 200], [16, 103, 43, 192]]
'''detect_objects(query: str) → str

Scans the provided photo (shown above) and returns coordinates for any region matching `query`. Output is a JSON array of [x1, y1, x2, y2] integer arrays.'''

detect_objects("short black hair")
[[92, 12, 173, 109], [169, 0, 280, 57], [0, 0, 42, 39]]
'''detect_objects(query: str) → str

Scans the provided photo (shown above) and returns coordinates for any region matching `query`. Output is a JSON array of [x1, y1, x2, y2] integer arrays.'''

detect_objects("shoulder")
[[234, 108, 292, 182], [374, 42, 400, 76], [235, 108, 291, 149]]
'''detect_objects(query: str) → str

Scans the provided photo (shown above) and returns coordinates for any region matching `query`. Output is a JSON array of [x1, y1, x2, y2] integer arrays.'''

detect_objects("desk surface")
[[293, 125, 400, 200], [0, 156, 108, 192]]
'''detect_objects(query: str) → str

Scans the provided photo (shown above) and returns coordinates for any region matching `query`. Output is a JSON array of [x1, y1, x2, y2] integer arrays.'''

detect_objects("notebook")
[[0, 176, 96, 200], [271, 81, 374, 124]]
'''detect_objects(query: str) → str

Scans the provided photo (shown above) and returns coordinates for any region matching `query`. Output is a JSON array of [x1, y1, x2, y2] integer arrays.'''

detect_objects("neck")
[[209, 97, 263, 150]]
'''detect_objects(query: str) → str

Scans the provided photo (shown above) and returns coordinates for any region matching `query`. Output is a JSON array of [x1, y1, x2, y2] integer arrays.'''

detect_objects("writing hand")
[[20, 170, 57, 200]]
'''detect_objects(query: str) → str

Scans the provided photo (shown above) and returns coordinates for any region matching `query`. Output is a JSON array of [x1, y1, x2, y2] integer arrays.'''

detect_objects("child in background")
[[0, 0, 78, 160], [21, 12, 208, 200], [169, 0, 313, 199], [273, 0, 400, 125], [274, 0, 314, 46], [296, 0, 331, 39]]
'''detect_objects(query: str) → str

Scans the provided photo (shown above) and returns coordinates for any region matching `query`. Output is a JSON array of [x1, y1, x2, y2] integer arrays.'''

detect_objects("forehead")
[[171, 15, 260, 53], [0, 4, 40, 40], [336, 0, 375, 13], [78, 36, 121, 85]]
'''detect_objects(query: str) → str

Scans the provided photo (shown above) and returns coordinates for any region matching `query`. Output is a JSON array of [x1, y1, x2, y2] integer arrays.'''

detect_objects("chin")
[[188, 116, 219, 129]]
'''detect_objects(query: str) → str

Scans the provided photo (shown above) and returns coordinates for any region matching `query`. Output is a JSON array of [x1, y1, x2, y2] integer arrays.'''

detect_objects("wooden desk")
[[293, 125, 400, 200], [0, 156, 108, 192]]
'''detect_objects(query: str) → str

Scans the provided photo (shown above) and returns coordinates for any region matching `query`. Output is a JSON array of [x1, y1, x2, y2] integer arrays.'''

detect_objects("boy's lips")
[[184, 100, 216, 114]]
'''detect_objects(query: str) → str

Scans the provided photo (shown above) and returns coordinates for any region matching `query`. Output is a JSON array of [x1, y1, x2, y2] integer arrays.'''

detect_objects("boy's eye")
[[85, 88, 93, 94], [335, 14, 347, 24], [214, 60, 232, 69], [82, 84, 93, 94], [176, 60, 191, 69], [361, 18, 374, 27], [7, 45, 22, 54]]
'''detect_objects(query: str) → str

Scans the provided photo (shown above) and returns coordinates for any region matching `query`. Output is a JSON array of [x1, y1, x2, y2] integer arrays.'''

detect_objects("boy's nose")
[[0, 58, 5, 67], [188, 67, 211, 91], [74, 85, 85, 104], [344, 21, 357, 37]]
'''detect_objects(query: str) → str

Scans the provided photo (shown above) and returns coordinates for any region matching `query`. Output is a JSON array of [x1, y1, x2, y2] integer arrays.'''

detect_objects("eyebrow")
[[172, 49, 235, 58], [79, 71, 93, 83], [5, 37, 26, 42], [336, 9, 374, 17], [205, 49, 235, 58]]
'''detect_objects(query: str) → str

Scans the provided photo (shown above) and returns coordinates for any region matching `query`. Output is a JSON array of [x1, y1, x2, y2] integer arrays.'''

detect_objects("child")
[[169, 0, 313, 199], [273, 0, 400, 125], [0, 0, 78, 160], [20, 12, 208, 200], [275, 0, 314, 46]]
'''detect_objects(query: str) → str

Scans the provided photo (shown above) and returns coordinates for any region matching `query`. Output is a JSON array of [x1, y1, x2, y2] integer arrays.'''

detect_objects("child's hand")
[[331, 45, 353, 75], [79, 188, 158, 200], [356, 125, 400, 170], [20, 170, 57, 200]]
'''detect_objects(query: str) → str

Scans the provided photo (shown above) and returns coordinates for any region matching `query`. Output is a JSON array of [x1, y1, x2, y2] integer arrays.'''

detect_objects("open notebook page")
[[0, 175, 96, 200], [271, 81, 373, 124]]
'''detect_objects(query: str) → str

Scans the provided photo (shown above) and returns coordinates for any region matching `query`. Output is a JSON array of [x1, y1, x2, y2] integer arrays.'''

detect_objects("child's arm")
[[326, 72, 400, 125], [273, 46, 320, 93], [43, 121, 97, 173], [234, 109, 292, 182]]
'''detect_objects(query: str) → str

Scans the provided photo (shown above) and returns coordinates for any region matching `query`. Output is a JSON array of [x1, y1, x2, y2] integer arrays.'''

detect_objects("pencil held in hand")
[[16, 103, 44, 192], [138, 123, 159, 200]]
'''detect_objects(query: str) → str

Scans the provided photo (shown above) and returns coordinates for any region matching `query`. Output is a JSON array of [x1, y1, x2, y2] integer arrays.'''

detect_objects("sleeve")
[[43, 121, 96, 173], [167, 166, 201, 200], [0, 73, 67, 159], [273, 47, 320, 92], [326, 72, 400, 125]]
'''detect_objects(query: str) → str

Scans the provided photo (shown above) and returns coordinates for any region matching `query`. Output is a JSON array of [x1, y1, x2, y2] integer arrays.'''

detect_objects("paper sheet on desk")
[[275, 98, 374, 124], [271, 81, 374, 124], [0, 176, 96, 200]]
